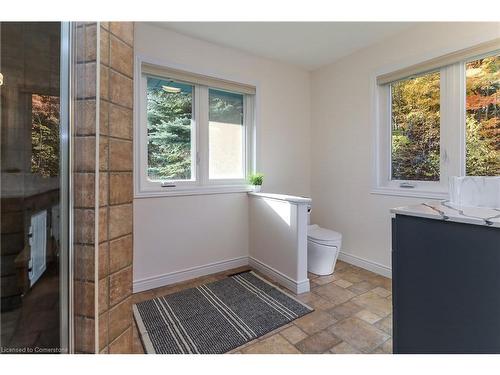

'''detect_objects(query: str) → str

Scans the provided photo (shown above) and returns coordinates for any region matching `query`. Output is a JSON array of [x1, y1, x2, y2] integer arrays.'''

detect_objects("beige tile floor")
[[131, 261, 393, 354]]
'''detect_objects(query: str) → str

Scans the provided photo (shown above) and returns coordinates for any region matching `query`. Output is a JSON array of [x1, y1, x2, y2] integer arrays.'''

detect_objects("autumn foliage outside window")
[[391, 72, 441, 181], [466, 55, 499, 176], [390, 53, 499, 182]]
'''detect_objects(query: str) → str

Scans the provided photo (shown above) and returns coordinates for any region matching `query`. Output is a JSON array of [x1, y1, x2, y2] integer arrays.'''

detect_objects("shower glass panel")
[[1, 22, 69, 353]]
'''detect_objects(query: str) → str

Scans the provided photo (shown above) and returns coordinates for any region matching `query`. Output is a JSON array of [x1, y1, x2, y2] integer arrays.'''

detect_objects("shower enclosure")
[[0, 22, 77, 354], [1, 21, 118, 354]]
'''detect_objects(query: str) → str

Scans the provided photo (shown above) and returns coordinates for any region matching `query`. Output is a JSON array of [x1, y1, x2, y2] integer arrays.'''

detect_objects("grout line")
[[108, 261, 134, 278], [94, 21, 101, 355], [108, 66, 134, 81], [107, 134, 133, 142], [104, 99, 133, 112], [107, 28, 134, 49], [105, 22, 112, 351], [108, 65, 134, 81]]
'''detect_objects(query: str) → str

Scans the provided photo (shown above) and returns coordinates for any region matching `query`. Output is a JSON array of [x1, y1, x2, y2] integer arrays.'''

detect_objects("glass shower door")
[[0, 22, 69, 354]]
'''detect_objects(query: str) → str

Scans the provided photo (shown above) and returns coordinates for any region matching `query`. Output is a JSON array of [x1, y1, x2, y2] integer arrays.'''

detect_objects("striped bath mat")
[[133, 271, 313, 354]]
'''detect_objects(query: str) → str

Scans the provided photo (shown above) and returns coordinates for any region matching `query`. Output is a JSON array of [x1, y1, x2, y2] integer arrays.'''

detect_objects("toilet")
[[307, 206, 342, 276]]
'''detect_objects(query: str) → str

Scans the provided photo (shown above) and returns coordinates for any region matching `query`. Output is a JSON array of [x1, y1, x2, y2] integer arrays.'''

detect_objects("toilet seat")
[[307, 224, 342, 246]]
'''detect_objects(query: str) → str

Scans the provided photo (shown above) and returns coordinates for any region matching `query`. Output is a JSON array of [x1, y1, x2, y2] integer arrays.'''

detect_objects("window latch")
[[399, 182, 416, 189], [161, 182, 176, 188]]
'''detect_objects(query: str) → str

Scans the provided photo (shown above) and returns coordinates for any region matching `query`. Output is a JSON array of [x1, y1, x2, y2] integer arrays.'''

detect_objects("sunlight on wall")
[[263, 198, 291, 226]]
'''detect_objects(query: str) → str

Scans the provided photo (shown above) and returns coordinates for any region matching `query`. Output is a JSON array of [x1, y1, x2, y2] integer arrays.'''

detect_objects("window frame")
[[372, 48, 499, 199], [134, 56, 257, 198]]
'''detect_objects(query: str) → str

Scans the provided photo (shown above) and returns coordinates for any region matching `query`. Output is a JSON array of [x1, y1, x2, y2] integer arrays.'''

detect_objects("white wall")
[[133, 23, 311, 290], [248, 194, 310, 293], [310, 22, 500, 271]]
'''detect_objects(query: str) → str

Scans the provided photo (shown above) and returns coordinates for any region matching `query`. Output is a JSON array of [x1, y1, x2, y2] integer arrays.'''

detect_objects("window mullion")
[[244, 95, 254, 176], [457, 62, 466, 177], [439, 66, 449, 188], [441, 63, 465, 185], [197, 86, 209, 186]]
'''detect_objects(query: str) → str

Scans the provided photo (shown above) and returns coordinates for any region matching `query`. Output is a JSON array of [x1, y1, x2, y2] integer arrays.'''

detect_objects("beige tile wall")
[[73, 21, 134, 354], [73, 22, 98, 354], [97, 22, 134, 354]]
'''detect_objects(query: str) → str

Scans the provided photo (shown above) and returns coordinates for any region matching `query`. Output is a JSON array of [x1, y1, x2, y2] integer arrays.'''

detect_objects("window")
[[465, 55, 500, 176], [374, 42, 500, 198], [136, 60, 256, 196], [146, 77, 195, 182], [208, 89, 245, 180], [391, 71, 441, 182]]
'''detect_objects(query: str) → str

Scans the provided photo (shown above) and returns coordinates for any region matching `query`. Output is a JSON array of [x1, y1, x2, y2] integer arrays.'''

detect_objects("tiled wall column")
[[97, 22, 134, 354], [73, 22, 99, 354]]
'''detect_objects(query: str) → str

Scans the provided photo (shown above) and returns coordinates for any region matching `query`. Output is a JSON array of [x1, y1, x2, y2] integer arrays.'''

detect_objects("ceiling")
[[154, 22, 416, 70]]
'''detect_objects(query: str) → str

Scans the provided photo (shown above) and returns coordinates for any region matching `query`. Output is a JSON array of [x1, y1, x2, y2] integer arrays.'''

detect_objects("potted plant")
[[249, 173, 264, 192]]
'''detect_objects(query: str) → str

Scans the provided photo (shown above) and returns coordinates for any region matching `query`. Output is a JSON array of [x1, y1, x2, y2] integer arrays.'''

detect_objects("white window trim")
[[372, 48, 498, 200], [134, 55, 259, 198]]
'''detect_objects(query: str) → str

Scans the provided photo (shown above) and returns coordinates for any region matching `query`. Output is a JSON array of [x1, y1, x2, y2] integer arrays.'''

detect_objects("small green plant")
[[249, 172, 264, 186]]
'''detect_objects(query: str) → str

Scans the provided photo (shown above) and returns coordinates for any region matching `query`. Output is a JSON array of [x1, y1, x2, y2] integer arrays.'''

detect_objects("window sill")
[[135, 185, 254, 199], [371, 186, 448, 200]]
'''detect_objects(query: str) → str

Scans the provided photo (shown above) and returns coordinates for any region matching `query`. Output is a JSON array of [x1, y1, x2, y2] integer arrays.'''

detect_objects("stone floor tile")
[[329, 317, 390, 353], [280, 325, 309, 345], [327, 301, 363, 321], [308, 272, 319, 280], [132, 290, 155, 304], [372, 338, 392, 354], [333, 270, 365, 284], [297, 293, 335, 311], [294, 310, 336, 335], [348, 281, 376, 295], [372, 286, 392, 298], [333, 279, 353, 288], [132, 324, 145, 354], [375, 315, 393, 335], [334, 261, 351, 272], [351, 267, 378, 280], [310, 280, 322, 289], [312, 274, 337, 286], [259, 323, 292, 340], [352, 290, 392, 317], [241, 334, 300, 354], [314, 283, 357, 306], [355, 309, 382, 325], [382, 338, 392, 353], [295, 330, 342, 354], [152, 284, 184, 298], [369, 275, 392, 291], [329, 341, 361, 354]]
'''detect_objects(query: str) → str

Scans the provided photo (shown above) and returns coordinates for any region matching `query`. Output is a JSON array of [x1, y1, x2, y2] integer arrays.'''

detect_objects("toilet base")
[[307, 241, 340, 276]]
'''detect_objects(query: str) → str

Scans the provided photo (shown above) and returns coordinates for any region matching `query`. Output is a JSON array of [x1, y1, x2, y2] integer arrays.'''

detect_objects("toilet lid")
[[308, 224, 342, 242]]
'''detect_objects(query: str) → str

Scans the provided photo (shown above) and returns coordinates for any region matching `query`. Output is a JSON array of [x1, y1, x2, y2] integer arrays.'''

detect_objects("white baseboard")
[[248, 257, 310, 294], [338, 251, 392, 278], [133, 252, 389, 294], [133, 256, 249, 293]]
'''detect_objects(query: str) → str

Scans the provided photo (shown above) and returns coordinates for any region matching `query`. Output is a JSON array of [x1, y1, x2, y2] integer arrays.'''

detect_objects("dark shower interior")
[[1, 22, 62, 351]]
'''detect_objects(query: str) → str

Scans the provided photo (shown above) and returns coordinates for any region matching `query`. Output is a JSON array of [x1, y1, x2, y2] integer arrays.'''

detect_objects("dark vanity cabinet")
[[392, 214, 500, 353]]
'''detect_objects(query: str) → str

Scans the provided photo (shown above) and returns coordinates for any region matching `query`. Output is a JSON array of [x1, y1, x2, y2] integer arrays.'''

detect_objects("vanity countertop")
[[391, 201, 500, 228]]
